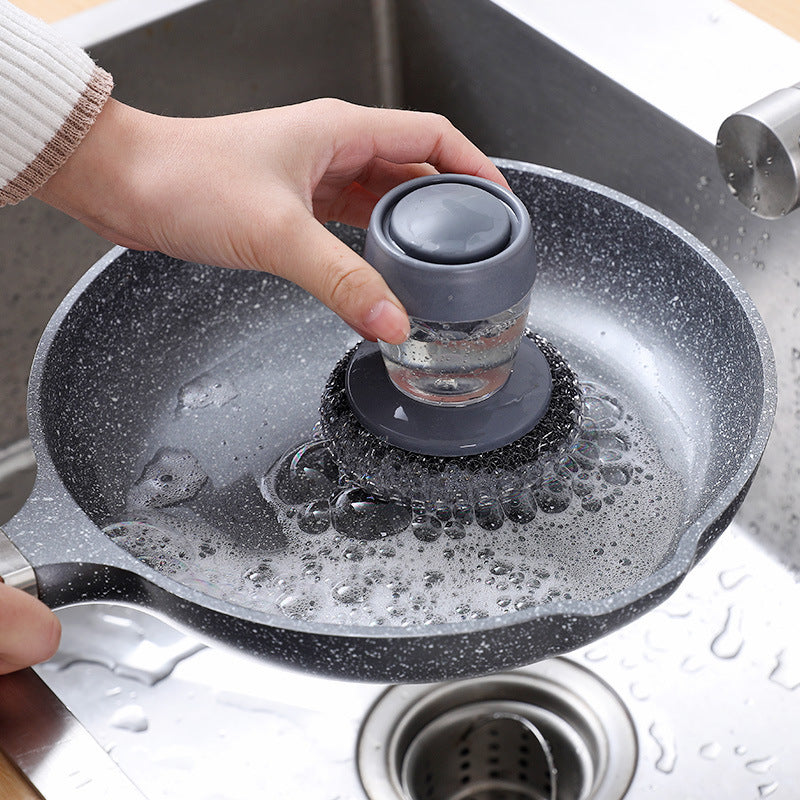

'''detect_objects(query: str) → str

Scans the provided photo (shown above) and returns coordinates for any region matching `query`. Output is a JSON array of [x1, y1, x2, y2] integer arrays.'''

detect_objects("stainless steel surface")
[[717, 83, 800, 218], [0, 525, 37, 595], [359, 659, 635, 800], [400, 708, 558, 800], [0, 668, 146, 798], [34, 521, 799, 798]]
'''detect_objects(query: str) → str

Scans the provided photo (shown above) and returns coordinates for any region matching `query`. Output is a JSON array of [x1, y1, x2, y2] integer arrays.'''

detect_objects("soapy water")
[[103, 381, 686, 627]]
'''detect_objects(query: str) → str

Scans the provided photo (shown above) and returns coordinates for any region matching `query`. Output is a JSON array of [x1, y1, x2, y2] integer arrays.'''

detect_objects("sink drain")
[[358, 658, 637, 800], [402, 703, 558, 800]]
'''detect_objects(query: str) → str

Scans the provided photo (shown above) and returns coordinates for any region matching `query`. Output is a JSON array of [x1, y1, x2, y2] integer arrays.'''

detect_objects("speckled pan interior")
[[10, 162, 775, 682]]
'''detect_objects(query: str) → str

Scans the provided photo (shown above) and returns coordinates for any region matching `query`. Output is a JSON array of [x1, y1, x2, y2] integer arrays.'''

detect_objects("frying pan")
[[0, 162, 775, 682]]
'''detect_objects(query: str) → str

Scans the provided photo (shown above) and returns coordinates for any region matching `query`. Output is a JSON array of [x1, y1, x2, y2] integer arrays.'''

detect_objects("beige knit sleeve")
[[0, 0, 113, 206]]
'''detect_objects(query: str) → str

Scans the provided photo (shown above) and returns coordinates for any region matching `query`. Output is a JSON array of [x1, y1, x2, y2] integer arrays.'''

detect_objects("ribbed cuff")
[[0, 64, 113, 205]]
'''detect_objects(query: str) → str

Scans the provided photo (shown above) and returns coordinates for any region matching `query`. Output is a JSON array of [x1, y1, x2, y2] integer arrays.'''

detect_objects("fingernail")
[[364, 299, 409, 344]]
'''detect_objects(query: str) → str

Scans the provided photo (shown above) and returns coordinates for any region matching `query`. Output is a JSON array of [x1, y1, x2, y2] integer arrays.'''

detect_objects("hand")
[[35, 98, 509, 343], [0, 582, 60, 674]]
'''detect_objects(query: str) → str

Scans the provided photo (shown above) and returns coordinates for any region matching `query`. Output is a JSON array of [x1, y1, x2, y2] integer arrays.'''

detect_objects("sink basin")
[[37, 522, 795, 798], [2, 0, 799, 797]]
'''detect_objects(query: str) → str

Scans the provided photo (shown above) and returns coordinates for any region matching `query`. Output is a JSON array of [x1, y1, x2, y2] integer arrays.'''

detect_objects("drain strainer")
[[358, 658, 637, 800]]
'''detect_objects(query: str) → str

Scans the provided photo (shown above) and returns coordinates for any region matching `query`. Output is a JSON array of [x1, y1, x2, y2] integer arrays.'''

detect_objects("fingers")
[[0, 582, 60, 674], [320, 162, 439, 229], [353, 159, 438, 200], [266, 203, 409, 343], [338, 104, 509, 189], [322, 182, 381, 230]]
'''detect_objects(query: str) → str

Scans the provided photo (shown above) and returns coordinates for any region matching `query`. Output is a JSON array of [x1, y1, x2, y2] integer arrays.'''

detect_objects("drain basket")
[[358, 661, 637, 800], [401, 703, 557, 800]]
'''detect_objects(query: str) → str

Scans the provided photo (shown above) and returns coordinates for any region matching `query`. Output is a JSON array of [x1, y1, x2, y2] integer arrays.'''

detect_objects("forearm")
[[33, 98, 167, 249]]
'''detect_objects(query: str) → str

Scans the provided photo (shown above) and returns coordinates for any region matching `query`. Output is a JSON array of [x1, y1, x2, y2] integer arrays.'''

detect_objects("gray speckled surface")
[[3, 163, 774, 682]]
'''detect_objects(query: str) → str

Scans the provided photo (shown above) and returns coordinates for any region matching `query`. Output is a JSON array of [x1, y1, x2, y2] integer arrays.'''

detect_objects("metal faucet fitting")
[[717, 83, 800, 219]]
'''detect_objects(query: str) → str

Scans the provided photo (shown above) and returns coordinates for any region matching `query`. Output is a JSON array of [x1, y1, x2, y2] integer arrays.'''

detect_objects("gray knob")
[[363, 174, 535, 321], [388, 182, 512, 263], [717, 84, 800, 219]]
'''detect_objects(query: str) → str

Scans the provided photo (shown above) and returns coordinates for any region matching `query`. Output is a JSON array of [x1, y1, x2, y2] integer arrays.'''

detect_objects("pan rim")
[[23, 161, 777, 646]]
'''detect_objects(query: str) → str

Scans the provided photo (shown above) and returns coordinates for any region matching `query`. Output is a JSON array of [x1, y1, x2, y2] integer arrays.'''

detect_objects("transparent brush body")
[[379, 292, 532, 406]]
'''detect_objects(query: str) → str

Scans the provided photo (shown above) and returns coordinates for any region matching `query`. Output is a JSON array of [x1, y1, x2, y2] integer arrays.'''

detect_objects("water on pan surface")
[[102, 295, 687, 627]]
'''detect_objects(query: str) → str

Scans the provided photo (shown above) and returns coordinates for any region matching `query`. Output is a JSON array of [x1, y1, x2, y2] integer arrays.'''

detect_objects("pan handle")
[[0, 527, 38, 596]]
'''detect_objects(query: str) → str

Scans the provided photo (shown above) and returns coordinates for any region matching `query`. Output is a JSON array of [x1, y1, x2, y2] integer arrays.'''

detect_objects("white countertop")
[[493, 0, 800, 142], [52, 0, 209, 49]]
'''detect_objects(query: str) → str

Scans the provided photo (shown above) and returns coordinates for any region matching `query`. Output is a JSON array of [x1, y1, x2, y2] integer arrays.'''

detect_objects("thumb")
[[0, 582, 61, 674], [268, 210, 410, 344]]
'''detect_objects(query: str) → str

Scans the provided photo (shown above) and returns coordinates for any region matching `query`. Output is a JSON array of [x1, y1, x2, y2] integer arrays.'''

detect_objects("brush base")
[[345, 334, 553, 457]]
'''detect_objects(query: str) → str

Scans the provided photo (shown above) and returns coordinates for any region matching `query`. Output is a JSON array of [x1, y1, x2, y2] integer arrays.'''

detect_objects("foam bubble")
[[107, 382, 687, 627], [127, 448, 207, 509]]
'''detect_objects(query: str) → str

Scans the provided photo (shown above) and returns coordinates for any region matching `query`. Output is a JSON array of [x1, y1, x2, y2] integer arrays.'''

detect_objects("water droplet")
[[242, 561, 273, 587], [719, 566, 750, 590], [105, 520, 196, 576], [582, 394, 624, 428], [601, 464, 631, 486], [649, 721, 677, 774], [423, 571, 444, 587], [769, 649, 800, 690], [443, 520, 466, 540], [499, 489, 537, 523], [759, 782, 779, 797], [342, 544, 364, 561], [412, 517, 442, 542], [297, 499, 330, 534], [109, 704, 149, 733], [331, 488, 411, 540], [581, 496, 603, 513], [271, 441, 339, 505], [277, 591, 317, 621], [533, 478, 571, 514], [474, 497, 504, 530], [177, 371, 238, 411], [583, 647, 608, 662], [332, 581, 367, 604], [680, 655, 705, 674], [663, 599, 692, 618], [746, 756, 777, 774], [711, 606, 744, 659], [699, 742, 721, 760]]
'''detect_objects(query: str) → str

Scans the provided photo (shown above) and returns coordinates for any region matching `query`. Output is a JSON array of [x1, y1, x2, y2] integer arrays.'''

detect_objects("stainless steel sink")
[[36, 521, 796, 798], [2, 0, 800, 797]]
